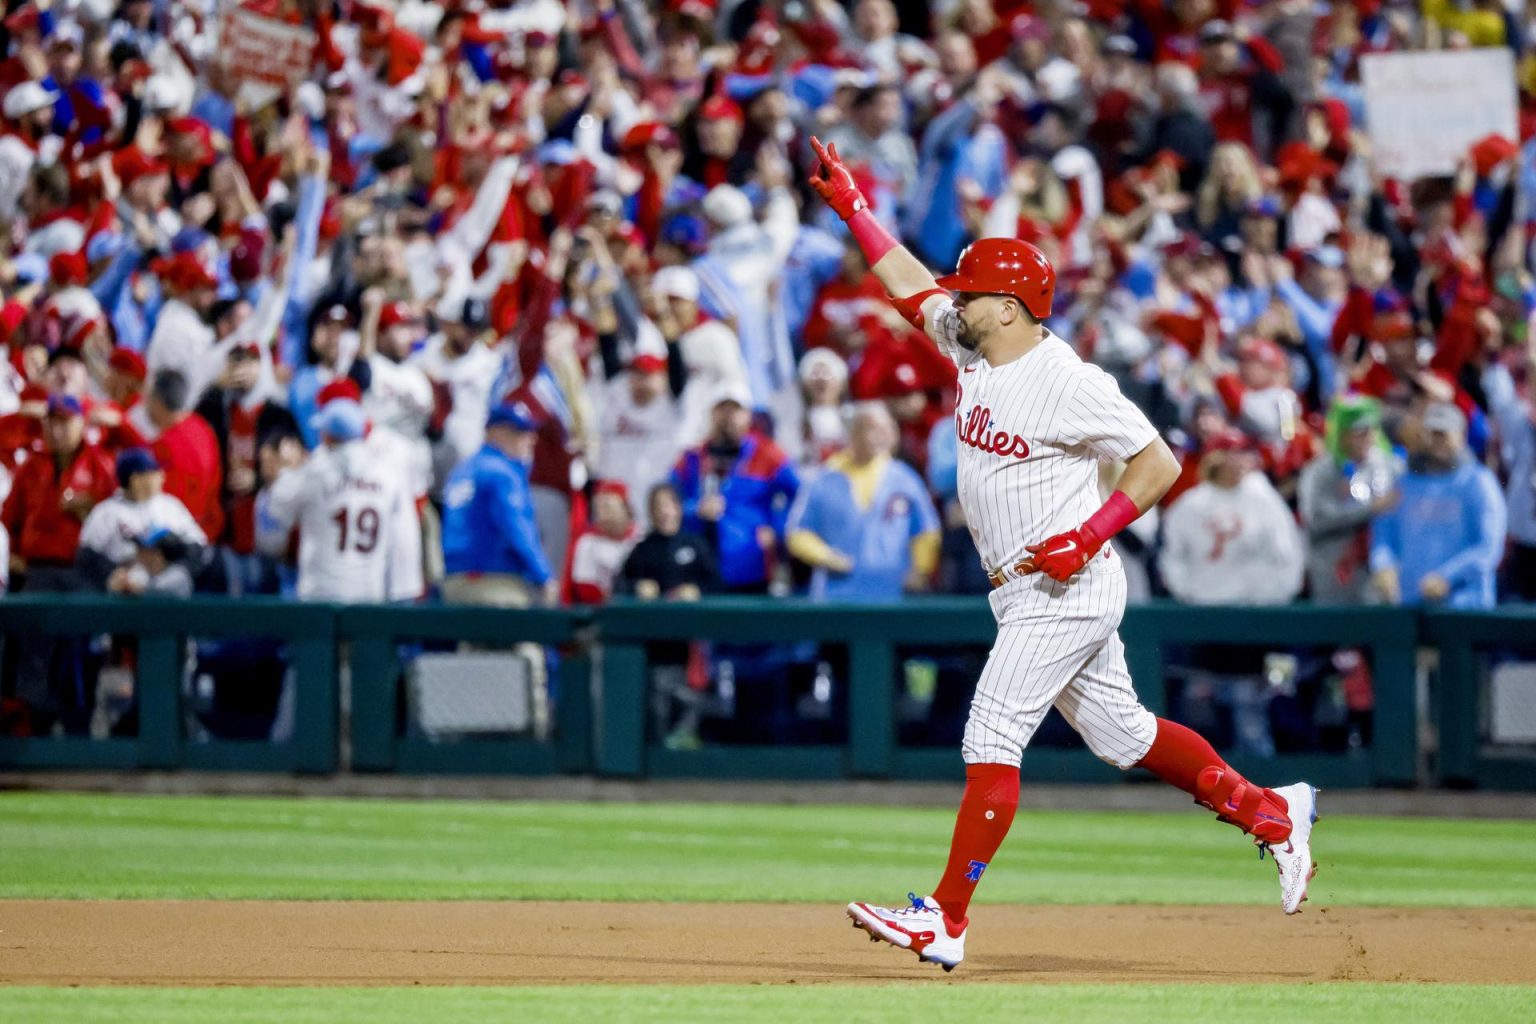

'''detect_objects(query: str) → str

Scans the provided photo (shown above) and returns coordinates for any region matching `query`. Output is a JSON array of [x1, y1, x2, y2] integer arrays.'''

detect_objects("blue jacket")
[[671, 436, 799, 588], [1370, 456, 1507, 609], [440, 445, 552, 583]]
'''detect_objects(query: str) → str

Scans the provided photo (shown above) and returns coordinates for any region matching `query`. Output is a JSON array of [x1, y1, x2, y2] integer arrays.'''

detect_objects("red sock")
[[1136, 717, 1226, 796], [931, 763, 1018, 922], [1137, 718, 1292, 843]]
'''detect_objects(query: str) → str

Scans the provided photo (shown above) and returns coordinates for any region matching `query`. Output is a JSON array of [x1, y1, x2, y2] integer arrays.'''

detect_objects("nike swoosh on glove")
[[1025, 525, 1104, 582], [808, 137, 867, 221]]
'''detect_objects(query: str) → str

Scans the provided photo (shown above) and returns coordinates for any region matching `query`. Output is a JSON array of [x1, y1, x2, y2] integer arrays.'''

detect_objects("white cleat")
[[1262, 783, 1319, 914], [846, 894, 967, 972]]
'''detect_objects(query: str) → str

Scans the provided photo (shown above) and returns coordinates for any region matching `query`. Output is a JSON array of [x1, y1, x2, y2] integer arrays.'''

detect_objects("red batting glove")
[[808, 137, 867, 221], [1025, 525, 1105, 583]]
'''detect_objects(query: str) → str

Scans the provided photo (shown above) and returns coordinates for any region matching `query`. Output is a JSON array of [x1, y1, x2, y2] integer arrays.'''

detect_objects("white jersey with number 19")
[[257, 440, 423, 603]]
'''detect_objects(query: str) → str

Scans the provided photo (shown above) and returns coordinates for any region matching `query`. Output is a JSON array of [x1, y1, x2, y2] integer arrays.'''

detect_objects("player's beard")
[[955, 318, 982, 352]]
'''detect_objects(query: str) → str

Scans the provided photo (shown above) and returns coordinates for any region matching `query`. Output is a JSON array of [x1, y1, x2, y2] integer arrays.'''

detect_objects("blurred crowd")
[[0, 0, 1533, 637]]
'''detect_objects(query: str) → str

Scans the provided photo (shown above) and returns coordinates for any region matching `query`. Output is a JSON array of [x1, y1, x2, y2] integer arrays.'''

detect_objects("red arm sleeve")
[[1214, 372, 1246, 417]]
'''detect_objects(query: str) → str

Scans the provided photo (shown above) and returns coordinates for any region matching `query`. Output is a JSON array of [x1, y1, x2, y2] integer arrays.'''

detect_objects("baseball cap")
[[1422, 402, 1465, 435], [586, 188, 625, 218], [702, 184, 753, 229], [799, 347, 848, 384], [1306, 245, 1346, 270], [629, 353, 668, 374], [3, 80, 57, 120], [1101, 34, 1137, 58], [660, 215, 708, 254], [378, 301, 419, 329], [115, 447, 161, 487], [699, 95, 744, 123], [486, 400, 541, 433], [1238, 337, 1289, 371], [652, 265, 700, 302], [317, 378, 363, 407], [108, 347, 148, 381], [313, 303, 354, 330], [1199, 19, 1234, 44], [1203, 428, 1252, 453], [312, 398, 367, 442], [710, 382, 754, 410]]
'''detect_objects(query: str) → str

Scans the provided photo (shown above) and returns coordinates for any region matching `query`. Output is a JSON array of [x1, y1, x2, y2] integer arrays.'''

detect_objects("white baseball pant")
[[962, 564, 1158, 768]]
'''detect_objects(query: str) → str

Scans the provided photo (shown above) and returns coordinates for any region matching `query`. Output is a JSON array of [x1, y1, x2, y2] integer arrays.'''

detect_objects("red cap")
[[593, 479, 631, 505], [1469, 134, 1518, 176], [621, 121, 678, 153], [378, 301, 418, 329], [935, 238, 1056, 320], [611, 221, 646, 249], [630, 353, 667, 374], [1010, 13, 1050, 43], [1276, 143, 1336, 187], [108, 346, 147, 381], [1239, 337, 1289, 372], [48, 250, 88, 286], [317, 378, 363, 407], [1203, 428, 1252, 454], [150, 251, 218, 292], [699, 95, 744, 123], [166, 116, 212, 149], [111, 145, 167, 186]]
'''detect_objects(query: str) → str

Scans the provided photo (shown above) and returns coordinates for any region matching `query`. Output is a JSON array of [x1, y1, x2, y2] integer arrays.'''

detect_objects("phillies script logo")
[[957, 406, 1031, 459]]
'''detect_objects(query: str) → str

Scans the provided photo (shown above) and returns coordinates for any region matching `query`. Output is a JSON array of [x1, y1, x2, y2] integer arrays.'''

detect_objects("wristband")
[[848, 208, 898, 266], [1081, 490, 1140, 548]]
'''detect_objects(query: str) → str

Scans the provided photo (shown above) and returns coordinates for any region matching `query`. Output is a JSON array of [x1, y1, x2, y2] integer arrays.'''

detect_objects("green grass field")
[[2, 791, 1532, 1023], [4, 792, 1534, 906], [3, 982, 1532, 1024]]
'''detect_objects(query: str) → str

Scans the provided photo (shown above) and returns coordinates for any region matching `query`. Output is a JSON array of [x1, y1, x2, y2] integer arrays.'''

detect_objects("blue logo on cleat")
[[965, 860, 988, 882]]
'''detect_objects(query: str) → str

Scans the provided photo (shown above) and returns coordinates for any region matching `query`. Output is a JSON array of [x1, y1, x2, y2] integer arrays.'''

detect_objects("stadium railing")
[[0, 596, 337, 773], [596, 599, 1419, 789], [1421, 607, 1536, 790], [0, 595, 1529, 789]]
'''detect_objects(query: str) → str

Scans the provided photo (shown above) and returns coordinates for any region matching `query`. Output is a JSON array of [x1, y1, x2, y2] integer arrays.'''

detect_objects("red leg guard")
[[1138, 719, 1292, 843], [1194, 766, 1293, 844], [931, 763, 1019, 923]]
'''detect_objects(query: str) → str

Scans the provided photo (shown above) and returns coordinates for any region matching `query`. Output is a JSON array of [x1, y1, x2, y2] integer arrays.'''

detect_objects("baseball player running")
[[808, 139, 1318, 973]]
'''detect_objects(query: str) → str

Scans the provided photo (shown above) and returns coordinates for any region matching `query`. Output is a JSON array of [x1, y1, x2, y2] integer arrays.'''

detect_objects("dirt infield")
[[3, 902, 1535, 986]]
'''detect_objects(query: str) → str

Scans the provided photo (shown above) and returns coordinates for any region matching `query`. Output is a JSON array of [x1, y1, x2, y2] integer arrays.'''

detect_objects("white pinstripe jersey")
[[929, 299, 1158, 577]]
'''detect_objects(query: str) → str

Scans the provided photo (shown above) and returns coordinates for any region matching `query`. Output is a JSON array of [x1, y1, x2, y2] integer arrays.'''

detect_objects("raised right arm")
[[808, 138, 950, 337]]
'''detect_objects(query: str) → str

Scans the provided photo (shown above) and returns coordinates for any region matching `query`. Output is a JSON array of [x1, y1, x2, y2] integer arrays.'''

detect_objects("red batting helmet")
[[935, 238, 1055, 320]]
